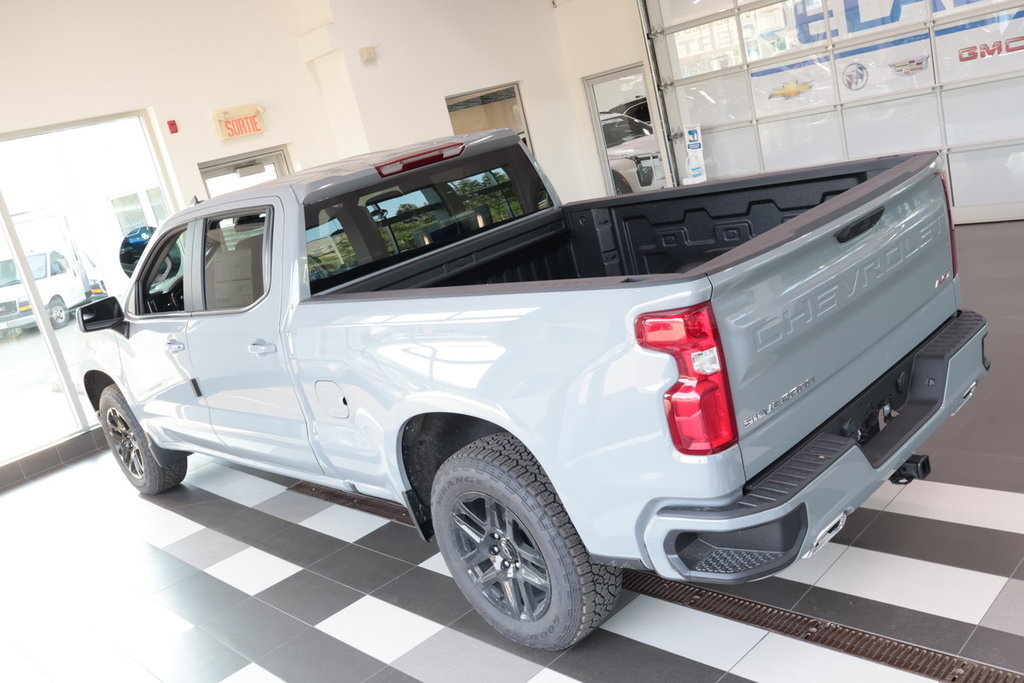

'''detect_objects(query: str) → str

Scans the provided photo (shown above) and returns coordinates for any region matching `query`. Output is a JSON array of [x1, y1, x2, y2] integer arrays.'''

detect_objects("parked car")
[[78, 129, 987, 651], [0, 250, 96, 331], [600, 112, 665, 194]]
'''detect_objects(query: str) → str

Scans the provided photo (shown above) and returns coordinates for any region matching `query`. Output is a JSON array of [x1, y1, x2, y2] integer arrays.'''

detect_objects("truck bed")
[[330, 156, 906, 294]]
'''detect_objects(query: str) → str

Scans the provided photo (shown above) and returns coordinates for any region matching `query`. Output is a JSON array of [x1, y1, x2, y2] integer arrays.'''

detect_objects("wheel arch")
[[84, 370, 117, 412], [399, 412, 506, 540]]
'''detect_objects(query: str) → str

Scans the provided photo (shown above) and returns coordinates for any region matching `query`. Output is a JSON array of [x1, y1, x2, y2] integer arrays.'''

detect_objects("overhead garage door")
[[641, 0, 1024, 222]]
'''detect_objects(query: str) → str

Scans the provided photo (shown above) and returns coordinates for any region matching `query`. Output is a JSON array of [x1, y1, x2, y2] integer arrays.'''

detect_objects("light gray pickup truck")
[[77, 129, 988, 650]]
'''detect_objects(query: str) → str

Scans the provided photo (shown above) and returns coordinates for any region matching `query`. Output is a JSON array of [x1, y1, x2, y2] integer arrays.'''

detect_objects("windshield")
[[602, 115, 652, 148], [0, 254, 46, 286]]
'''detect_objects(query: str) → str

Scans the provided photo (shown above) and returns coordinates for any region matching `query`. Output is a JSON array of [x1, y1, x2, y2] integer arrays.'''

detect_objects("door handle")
[[835, 207, 884, 244], [248, 340, 277, 356], [164, 340, 185, 354]]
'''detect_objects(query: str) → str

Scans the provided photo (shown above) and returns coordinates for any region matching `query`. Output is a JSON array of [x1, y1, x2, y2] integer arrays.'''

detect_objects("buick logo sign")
[[843, 63, 869, 90]]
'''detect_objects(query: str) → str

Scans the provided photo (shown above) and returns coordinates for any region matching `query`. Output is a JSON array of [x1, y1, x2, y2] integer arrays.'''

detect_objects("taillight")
[[939, 171, 958, 277], [635, 303, 738, 455], [374, 142, 466, 177]]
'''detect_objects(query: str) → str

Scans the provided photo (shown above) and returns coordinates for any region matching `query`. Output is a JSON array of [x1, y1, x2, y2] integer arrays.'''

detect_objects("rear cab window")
[[304, 146, 551, 294]]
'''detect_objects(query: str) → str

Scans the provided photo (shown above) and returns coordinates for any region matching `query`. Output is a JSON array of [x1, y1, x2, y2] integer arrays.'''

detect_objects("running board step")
[[289, 481, 413, 525]]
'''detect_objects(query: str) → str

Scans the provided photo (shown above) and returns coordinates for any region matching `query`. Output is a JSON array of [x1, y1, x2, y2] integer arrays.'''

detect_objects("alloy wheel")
[[105, 407, 145, 480], [449, 492, 551, 621], [50, 303, 67, 325]]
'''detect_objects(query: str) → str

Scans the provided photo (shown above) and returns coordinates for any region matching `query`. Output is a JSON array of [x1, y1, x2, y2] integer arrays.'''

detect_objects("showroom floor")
[[2, 222, 1022, 683]]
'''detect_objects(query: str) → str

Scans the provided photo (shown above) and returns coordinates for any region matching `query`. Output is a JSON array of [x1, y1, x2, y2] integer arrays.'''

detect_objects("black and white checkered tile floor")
[[1, 444, 1023, 683], [2, 222, 1023, 682]]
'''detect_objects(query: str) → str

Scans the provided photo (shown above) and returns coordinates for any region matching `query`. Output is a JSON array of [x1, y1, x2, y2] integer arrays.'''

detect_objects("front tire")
[[432, 432, 621, 650], [612, 172, 633, 195], [98, 385, 187, 494], [48, 296, 70, 329]]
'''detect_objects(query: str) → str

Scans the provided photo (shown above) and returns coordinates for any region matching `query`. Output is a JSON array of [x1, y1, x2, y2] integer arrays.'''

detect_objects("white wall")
[[0, 0, 652, 206], [552, 0, 654, 197], [320, 0, 596, 201], [0, 0, 336, 208]]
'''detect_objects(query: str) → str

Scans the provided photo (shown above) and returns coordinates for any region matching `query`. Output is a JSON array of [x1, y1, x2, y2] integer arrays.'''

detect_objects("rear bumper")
[[641, 310, 988, 584]]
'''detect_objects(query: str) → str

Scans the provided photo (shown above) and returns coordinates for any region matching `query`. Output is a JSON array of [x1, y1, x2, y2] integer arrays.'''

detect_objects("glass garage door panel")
[[759, 112, 843, 171], [741, 0, 814, 63], [657, 0, 733, 27], [844, 94, 942, 158], [949, 144, 1024, 207], [698, 125, 761, 178], [943, 77, 1024, 146], [668, 17, 743, 80], [676, 74, 753, 127], [749, 55, 836, 118], [833, 33, 934, 103]]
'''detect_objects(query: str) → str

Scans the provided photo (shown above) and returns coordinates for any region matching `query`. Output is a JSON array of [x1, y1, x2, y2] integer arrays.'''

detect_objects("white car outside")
[[0, 251, 89, 330]]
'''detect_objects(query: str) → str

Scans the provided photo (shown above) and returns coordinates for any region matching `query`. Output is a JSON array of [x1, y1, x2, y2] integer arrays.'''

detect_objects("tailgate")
[[706, 154, 958, 477]]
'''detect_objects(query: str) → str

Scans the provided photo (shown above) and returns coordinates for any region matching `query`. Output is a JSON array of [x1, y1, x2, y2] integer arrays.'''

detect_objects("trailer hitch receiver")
[[889, 453, 931, 485]]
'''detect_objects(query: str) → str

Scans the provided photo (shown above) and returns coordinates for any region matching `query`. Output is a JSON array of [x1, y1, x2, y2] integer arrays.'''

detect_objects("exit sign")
[[214, 104, 265, 141]]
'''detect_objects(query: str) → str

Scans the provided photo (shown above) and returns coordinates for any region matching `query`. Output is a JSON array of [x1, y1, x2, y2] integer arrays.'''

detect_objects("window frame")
[[193, 205, 274, 315], [50, 251, 68, 276], [130, 224, 193, 318]]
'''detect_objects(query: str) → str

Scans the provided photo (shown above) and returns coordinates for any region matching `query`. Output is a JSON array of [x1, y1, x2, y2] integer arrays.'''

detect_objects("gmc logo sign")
[[959, 36, 1024, 61]]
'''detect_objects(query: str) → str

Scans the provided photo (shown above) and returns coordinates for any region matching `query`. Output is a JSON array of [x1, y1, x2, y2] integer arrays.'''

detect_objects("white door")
[[120, 225, 218, 450], [185, 200, 323, 474]]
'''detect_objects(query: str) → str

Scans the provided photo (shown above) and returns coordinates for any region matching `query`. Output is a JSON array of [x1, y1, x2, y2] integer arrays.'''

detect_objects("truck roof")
[[169, 129, 522, 225]]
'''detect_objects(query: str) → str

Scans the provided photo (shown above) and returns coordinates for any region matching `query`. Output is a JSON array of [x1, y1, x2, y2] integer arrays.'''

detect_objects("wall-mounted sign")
[[213, 104, 265, 141]]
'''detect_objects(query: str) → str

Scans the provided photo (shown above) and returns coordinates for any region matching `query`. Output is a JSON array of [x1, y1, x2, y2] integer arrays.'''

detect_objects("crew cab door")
[[120, 224, 218, 449], [185, 200, 323, 475]]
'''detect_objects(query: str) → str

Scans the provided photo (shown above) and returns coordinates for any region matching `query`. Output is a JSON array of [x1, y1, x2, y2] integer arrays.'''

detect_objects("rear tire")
[[98, 385, 187, 494], [432, 432, 621, 650], [48, 296, 70, 329]]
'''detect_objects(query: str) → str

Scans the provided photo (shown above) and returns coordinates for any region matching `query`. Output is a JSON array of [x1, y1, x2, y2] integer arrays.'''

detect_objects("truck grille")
[[0, 300, 18, 320]]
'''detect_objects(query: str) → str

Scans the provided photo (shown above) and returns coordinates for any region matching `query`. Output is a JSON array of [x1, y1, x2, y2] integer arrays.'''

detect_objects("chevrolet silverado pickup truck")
[[77, 129, 988, 650]]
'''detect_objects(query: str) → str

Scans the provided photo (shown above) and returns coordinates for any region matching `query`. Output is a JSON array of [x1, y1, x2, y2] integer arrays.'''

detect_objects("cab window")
[[202, 210, 269, 311], [304, 146, 548, 293], [138, 228, 188, 315], [50, 252, 69, 276]]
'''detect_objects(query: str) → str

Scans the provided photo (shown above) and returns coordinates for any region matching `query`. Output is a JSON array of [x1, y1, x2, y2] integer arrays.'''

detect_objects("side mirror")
[[77, 296, 128, 337], [119, 226, 154, 277]]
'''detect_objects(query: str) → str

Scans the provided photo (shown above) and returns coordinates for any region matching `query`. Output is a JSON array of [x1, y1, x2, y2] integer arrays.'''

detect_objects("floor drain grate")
[[290, 481, 413, 525], [623, 570, 1024, 682]]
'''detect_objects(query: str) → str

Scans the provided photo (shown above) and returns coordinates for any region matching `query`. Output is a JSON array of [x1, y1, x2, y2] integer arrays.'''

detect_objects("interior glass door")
[[585, 65, 668, 196], [198, 146, 292, 199]]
